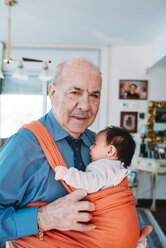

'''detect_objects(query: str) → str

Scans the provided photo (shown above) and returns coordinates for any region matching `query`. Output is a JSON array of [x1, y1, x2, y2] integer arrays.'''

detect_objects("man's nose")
[[77, 94, 91, 111]]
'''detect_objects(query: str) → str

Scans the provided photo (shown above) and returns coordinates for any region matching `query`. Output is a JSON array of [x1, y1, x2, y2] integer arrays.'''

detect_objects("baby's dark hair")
[[98, 126, 136, 168]]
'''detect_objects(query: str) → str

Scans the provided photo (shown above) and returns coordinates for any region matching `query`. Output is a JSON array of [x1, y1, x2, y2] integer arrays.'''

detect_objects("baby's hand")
[[55, 166, 68, 180]]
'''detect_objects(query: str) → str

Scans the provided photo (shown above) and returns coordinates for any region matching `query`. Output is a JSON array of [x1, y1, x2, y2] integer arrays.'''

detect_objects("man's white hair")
[[51, 57, 102, 88]]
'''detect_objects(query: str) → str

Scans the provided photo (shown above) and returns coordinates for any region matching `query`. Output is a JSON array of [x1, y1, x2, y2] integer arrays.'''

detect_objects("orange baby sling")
[[9, 121, 139, 248]]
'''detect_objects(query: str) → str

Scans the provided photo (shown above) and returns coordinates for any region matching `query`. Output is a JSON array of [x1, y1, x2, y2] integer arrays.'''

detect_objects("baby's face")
[[90, 133, 109, 161]]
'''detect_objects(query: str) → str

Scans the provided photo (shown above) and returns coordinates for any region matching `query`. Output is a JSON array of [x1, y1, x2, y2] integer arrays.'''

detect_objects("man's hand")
[[37, 189, 96, 232], [55, 166, 68, 180]]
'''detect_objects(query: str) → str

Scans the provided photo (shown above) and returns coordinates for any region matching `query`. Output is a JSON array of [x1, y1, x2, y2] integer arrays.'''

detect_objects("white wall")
[[150, 28, 166, 67], [108, 46, 150, 126], [106, 45, 166, 199]]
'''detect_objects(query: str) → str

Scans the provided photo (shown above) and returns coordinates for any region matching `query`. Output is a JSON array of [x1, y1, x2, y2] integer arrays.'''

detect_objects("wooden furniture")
[[135, 157, 166, 211]]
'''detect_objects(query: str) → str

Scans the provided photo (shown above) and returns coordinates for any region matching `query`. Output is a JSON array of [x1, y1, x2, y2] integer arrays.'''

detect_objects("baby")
[[55, 126, 148, 248], [55, 126, 135, 193]]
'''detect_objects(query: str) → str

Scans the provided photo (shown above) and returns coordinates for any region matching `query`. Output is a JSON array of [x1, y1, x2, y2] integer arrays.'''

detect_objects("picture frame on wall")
[[120, 112, 138, 133], [119, 80, 148, 100]]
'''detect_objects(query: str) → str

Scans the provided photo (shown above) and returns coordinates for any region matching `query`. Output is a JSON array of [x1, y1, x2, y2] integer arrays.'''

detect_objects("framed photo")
[[119, 80, 148, 100], [120, 112, 138, 133]]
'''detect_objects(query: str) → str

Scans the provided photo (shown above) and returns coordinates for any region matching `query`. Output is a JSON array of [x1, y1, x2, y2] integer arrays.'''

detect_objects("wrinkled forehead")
[[60, 60, 102, 85]]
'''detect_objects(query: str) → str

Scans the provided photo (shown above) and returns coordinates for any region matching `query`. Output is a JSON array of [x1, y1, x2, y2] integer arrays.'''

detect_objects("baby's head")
[[90, 126, 136, 168]]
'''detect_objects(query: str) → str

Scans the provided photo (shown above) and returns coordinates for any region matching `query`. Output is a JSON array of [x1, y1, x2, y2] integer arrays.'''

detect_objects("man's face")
[[49, 61, 102, 139]]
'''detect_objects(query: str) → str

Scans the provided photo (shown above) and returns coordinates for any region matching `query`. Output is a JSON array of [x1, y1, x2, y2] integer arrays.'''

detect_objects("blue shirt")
[[0, 109, 95, 241]]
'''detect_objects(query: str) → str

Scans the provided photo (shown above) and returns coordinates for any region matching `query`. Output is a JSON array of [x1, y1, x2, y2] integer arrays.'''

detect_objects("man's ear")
[[49, 84, 56, 104], [107, 145, 117, 158]]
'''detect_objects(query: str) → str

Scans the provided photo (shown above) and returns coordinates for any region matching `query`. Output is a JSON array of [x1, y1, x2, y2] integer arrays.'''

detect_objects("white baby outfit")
[[63, 159, 130, 193]]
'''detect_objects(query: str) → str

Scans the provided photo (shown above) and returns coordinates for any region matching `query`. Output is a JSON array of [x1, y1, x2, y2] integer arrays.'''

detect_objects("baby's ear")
[[107, 145, 117, 158]]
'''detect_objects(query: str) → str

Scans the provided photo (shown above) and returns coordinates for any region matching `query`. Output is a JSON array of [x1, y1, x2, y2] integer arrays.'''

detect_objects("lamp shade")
[[38, 61, 53, 81], [12, 61, 28, 80]]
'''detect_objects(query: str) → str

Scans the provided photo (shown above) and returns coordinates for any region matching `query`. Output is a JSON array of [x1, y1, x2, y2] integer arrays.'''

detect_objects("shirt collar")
[[48, 108, 95, 147], [80, 131, 94, 148]]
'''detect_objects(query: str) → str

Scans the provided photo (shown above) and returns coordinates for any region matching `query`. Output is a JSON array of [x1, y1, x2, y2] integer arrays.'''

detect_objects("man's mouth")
[[71, 116, 88, 120]]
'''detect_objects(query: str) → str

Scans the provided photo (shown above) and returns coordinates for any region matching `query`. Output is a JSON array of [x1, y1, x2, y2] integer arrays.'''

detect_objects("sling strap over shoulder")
[[20, 121, 74, 193]]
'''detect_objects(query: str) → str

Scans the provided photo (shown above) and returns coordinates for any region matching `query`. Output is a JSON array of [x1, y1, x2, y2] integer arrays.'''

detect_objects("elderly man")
[[0, 59, 100, 242], [0, 59, 151, 247]]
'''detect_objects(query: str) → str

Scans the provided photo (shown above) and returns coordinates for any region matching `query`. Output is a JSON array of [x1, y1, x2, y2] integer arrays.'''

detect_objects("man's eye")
[[71, 91, 79, 95], [91, 94, 99, 99]]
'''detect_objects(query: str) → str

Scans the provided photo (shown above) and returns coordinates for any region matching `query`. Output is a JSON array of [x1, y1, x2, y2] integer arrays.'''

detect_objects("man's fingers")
[[66, 189, 88, 201], [76, 201, 95, 212], [77, 212, 93, 222], [66, 190, 95, 212], [38, 190, 96, 232]]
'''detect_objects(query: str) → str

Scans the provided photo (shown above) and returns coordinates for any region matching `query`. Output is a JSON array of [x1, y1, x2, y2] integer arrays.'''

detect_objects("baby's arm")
[[55, 164, 106, 193]]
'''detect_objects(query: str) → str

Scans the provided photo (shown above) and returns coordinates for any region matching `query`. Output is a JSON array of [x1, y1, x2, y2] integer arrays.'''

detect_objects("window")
[[0, 75, 43, 138]]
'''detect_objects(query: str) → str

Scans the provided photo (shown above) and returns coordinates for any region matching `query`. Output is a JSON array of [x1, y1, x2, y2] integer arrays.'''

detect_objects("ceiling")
[[0, 0, 166, 47]]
